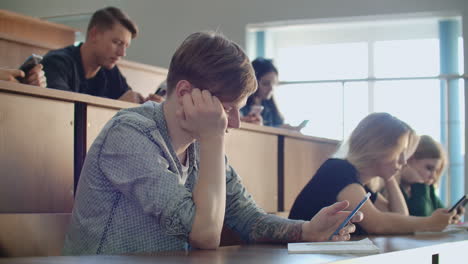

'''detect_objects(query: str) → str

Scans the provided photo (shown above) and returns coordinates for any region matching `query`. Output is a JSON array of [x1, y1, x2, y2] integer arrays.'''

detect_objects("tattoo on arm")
[[249, 214, 304, 243]]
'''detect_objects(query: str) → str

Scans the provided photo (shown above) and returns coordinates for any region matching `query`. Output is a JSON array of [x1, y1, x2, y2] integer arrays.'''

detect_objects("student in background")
[[398, 135, 463, 221], [63, 31, 363, 255], [240, 58, 306, 131], [289, 112, 455, 235], [0, 65, 47, 87], [41, 7, 151, 103]]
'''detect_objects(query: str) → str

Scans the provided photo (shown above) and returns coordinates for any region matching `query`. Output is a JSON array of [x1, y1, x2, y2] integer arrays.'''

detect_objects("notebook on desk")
[[288, 238, 380, 254]]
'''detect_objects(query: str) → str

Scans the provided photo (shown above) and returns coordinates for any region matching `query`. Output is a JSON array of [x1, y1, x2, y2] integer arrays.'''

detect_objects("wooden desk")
[[0, 81, 341, 256], [1, 231, 467, 263], [0, 81, 339, 214], [117, 59, 168, 97], [0, 10, 75, 72]]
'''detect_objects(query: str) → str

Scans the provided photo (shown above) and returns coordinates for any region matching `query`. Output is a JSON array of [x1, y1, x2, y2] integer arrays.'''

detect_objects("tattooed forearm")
[[249, 214, 305, 243]]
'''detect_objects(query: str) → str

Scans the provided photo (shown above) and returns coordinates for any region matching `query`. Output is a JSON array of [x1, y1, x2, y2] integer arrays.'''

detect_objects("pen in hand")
[[328, 192, 370, 241]]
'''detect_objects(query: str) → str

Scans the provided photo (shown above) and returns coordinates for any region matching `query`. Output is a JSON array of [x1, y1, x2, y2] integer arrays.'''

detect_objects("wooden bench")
[[0, 213, 71, 257]]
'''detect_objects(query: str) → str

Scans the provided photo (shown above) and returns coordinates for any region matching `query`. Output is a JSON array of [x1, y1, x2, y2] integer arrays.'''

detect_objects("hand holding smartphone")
[[17, 54, 43, 83], [328, 192, 370, 240], [154, 81, 167, 97], [249, 105, 264, 116], [448, 194, 467, 213]]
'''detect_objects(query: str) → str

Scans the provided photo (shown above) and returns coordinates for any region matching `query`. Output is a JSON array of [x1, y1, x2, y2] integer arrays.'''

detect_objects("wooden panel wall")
[[0, 213, 71, 257], [0, 10, 75, 49], [225, 129, 278, 213], [86, 105, 119, 151], [0, 92, 74, 213], [118, 60, 168, 97], [0, 81, 341, 254], [283, 138, 338, 211], [0, 37, 49, 68]]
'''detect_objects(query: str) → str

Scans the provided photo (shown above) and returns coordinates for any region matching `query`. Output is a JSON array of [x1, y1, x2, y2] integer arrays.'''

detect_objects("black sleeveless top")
[[289, 158, 378, 235]]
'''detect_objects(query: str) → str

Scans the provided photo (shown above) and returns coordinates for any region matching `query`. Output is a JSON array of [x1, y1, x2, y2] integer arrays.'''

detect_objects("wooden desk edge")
[[0, 81, 340, 145], [239, 122, 340, 144], [0, 81, 138, 110]]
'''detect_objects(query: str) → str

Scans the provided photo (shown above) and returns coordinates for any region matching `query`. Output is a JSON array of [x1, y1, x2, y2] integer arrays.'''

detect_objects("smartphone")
[[328, 192, 370, 240], [17, 54, 43, 83], [249, 105, 264, 116], [154, 81, 167, 97], [448, 194, 467, 213], [298, 120, 309, 128]]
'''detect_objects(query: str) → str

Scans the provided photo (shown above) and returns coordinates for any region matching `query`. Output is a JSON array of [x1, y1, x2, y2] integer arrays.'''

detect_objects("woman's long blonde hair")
[[335, 112, 417, 171]]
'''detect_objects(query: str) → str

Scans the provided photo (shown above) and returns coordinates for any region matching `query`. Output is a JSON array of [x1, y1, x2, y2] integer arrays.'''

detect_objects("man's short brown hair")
[[166, 32, 257, 103], [87, 6, 138, 39]]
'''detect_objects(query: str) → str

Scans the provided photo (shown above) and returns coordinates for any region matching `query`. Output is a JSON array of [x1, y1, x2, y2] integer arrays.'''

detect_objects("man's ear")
[[87, 26, 100, 43], [175, 80, 192, 103]]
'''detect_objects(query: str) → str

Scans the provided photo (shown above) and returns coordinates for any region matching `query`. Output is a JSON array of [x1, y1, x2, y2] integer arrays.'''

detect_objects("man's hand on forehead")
[[177, 88, 228, 140]]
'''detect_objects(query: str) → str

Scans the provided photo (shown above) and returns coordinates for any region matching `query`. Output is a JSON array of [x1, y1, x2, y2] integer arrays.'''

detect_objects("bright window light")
[[374, 79, 441, 141], [277, 42, 368, 81], [374, 39, 440, 77], [459, 37, 464, 74], [343, 82, 369, 138], [275, 83, 343, 139]]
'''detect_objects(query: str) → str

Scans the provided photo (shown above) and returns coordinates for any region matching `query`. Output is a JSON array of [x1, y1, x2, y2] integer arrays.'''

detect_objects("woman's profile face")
[[257, 71, 278, 100], [376, 135, 409, 180], [407, 158, 442, 185]]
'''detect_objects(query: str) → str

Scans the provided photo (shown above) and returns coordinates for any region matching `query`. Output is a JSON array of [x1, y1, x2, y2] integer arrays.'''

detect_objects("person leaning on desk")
[[289, 113, 456, 235], [395, 135, 465, 219], [40, 6, 164, 104], [240, 58, 307, 131], [63, 31, 363, 255]]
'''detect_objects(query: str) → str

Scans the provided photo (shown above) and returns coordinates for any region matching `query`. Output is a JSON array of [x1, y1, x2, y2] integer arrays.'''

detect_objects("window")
[[248, 18, 463, 143], [278, 42, 368, 81], [373, 39, 440, 78], [373, 79, 441, 141], [275, 82, 343, 139], [248, 17, 465, 204]]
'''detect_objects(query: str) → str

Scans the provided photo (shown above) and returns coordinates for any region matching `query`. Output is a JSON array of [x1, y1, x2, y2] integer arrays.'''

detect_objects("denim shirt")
[[63, 101, 265, 255]]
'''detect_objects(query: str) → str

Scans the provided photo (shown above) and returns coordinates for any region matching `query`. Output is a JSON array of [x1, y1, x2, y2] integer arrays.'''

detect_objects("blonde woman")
[[399, 135, 463, 221], [289, 113, 455, 234]]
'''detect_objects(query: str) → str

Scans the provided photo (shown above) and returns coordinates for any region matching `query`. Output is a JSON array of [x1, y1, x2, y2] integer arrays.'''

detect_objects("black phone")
[[448, 194, 467, 213], [17, 54, 43, 83], [155, 81, 167, 97]]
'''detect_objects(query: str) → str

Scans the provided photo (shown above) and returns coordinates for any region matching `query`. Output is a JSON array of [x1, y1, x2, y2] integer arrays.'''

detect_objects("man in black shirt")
[[42, 7, 150, 103]]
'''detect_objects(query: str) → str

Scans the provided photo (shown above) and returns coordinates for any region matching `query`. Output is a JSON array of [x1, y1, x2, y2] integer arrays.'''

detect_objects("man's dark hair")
[[167, 31, 257, 103], [87, 6, 138, 38]]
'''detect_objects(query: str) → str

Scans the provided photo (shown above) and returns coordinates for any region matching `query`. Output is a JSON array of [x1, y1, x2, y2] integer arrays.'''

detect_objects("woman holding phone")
[[396, 135, 464, 221], [240, 58, 306, 131], [289, 112, 456, 234]]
